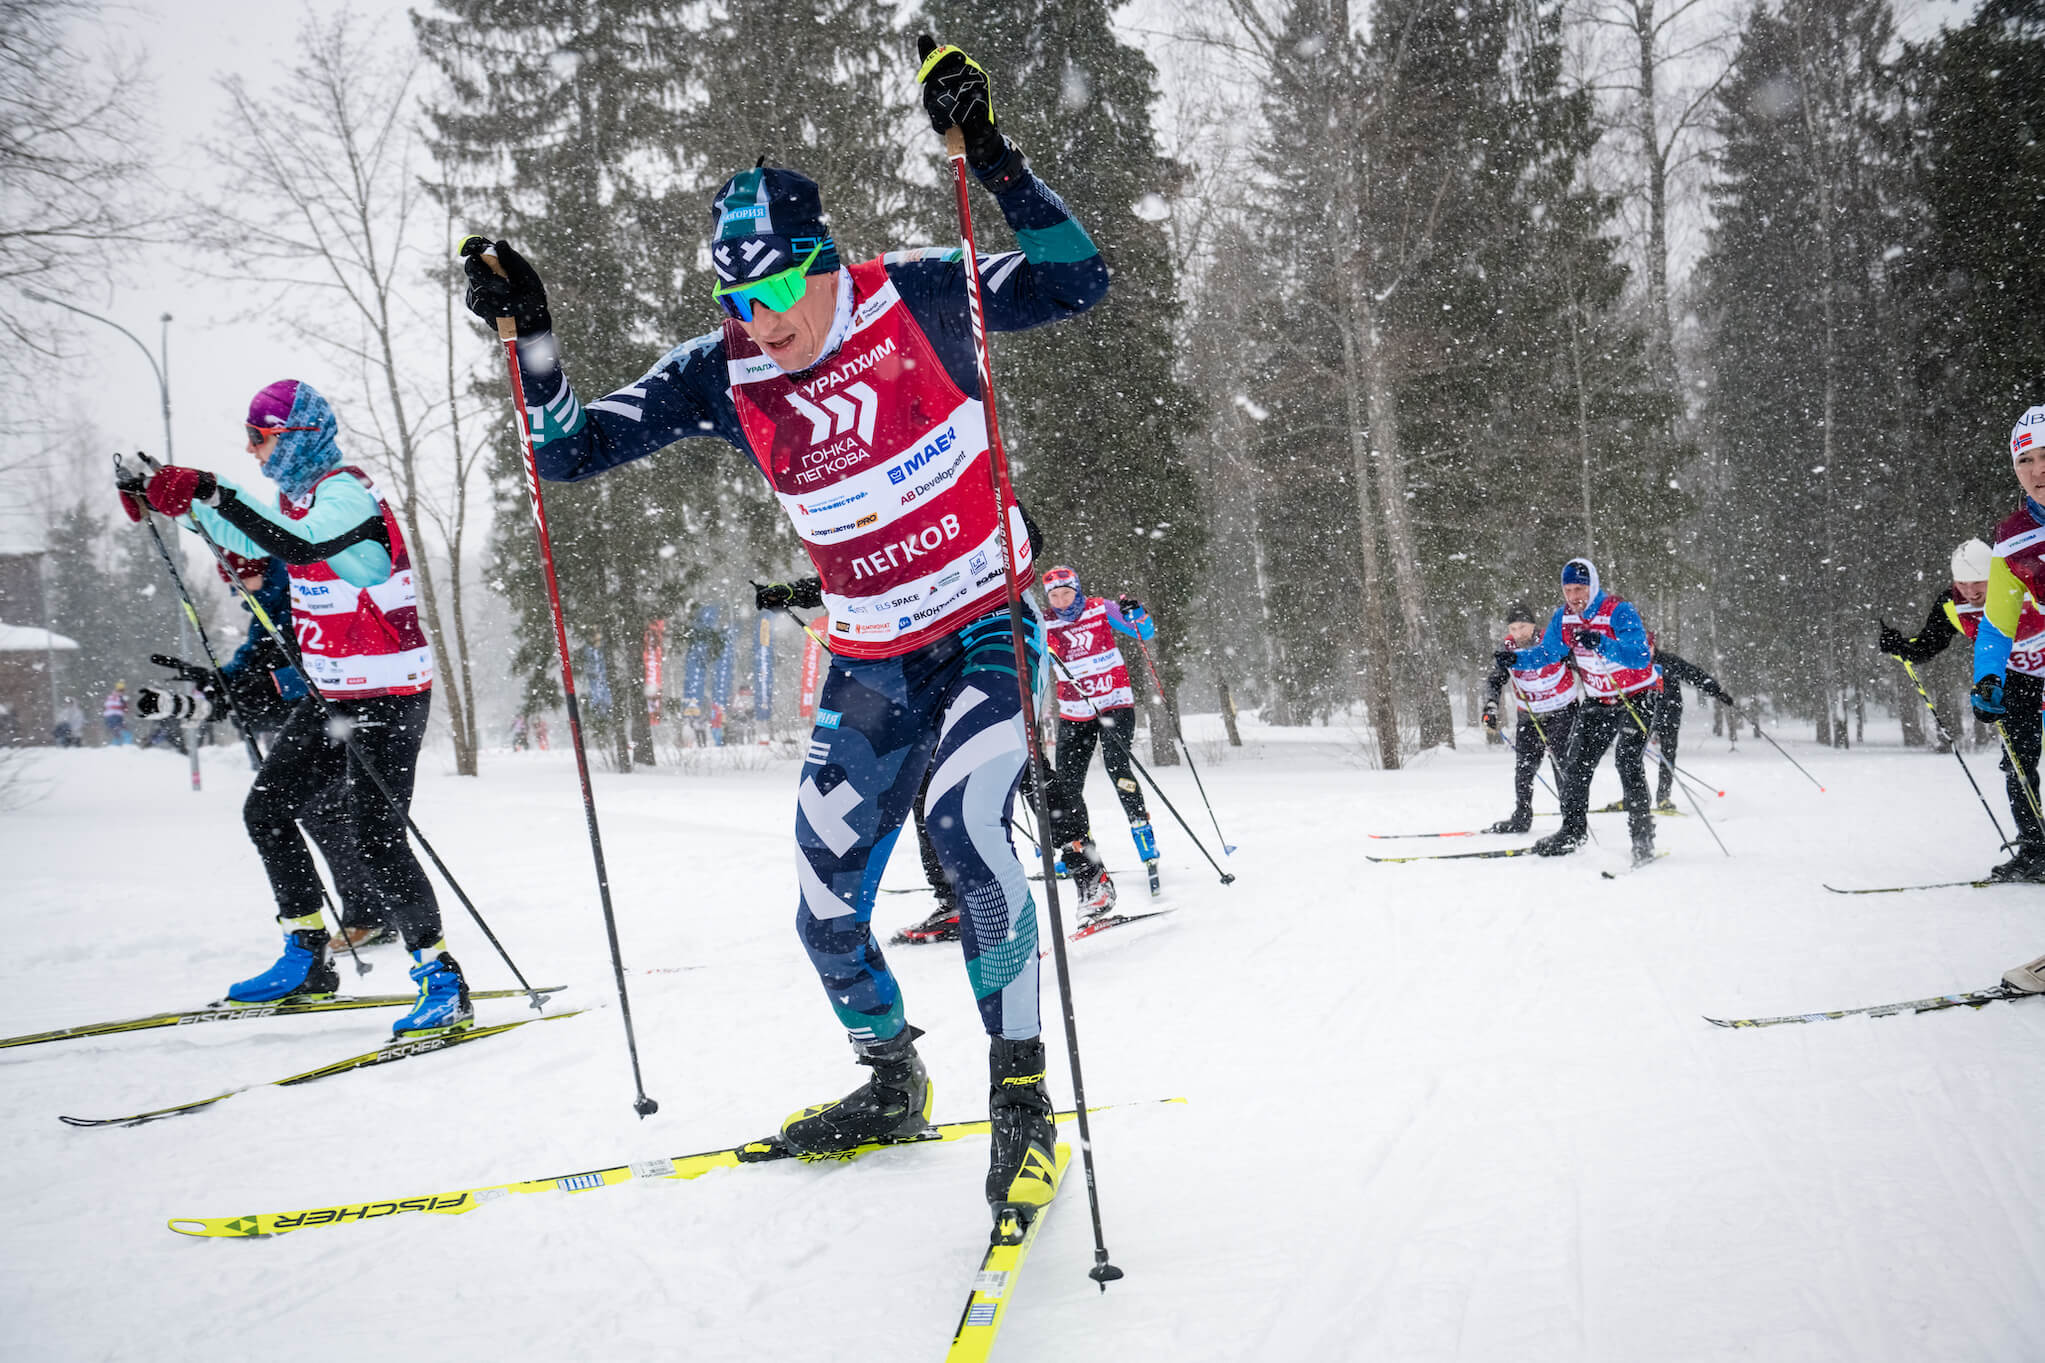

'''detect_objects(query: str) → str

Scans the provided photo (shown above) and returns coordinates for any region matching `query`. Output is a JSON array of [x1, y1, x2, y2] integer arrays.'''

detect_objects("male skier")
[[462, 41, 1106, 1228], [1970, 407, 2045, 881], [1480, 601, 1580, 834], [1504, 558, 1664, 865]]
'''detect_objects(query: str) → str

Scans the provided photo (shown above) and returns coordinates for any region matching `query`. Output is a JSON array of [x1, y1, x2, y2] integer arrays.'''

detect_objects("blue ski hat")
[[708, 165, 839, 288], [1560, 557, 1601, 598], [246, 379, 341, 502]]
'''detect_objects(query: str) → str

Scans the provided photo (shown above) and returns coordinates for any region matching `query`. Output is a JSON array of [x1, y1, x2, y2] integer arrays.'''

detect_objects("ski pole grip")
[[457, 235, 519, 341], [946, 126, 966, 159]]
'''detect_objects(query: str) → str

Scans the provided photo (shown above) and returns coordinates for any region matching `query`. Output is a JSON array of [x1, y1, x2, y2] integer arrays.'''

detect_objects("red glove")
[[143, 466, 217, 517], [116, 487, 145, 523]]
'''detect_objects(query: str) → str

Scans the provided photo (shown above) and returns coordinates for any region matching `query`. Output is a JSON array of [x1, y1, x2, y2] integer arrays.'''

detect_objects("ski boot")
[[225, 919, 339, 1005], [779, 1026, 933, 1155], [2004, 952, 2045, 994], [329, 921, 396, 953], [1630, 830, 1656, 868], [1655, 801, 1679, 816], [1130, 821, 1160, 896], [1487, 812, 1533, 835], [1986, 842, 2045, 882], [986, 1036, 1058, 1240], [1073, 864, 1117, 921], [391, 949, 473, 1039], [1988, 843, 2045, 883], [1532, 829, 1587, 857], [893, 896, 961, 945]]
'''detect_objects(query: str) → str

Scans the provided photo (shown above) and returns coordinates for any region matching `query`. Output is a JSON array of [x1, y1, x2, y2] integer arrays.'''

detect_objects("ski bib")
[[725, 259, 1029, 661], [283, 467, 433, 699], [1945, 594, 2045, 677], [1047, 597, 1136, 720], [1563, 595, 1660, 700], [1502, 632, 1579, 713]]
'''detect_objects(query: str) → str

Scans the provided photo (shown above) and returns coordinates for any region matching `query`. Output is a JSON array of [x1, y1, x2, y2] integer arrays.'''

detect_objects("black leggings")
[[1048, 709, 1148, 846], [1510, 704, 1577, 818], [1654, 689, 1685, 804], [1557, 691, 1662, 840], [244, 691, 440, 950], [2000, 671, 2045, 847]]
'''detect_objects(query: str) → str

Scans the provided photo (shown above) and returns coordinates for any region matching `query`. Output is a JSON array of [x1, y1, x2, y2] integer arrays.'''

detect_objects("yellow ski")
[[945, 1144, 1074, 1362], [65, 1009, 586, 1128], [167, 1099, 1178, 1240]]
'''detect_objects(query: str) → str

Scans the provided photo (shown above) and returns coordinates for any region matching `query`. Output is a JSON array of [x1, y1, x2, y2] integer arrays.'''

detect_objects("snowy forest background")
[[0, 0, 2035, 774]]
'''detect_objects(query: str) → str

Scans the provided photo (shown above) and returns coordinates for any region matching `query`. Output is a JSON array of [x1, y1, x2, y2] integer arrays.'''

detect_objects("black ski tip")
[[633, 1095, 660, 1118], [1089, 1260, 1124, 1291]]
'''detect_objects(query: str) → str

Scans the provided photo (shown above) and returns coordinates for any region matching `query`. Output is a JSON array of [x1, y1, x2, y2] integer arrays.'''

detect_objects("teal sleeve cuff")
[[1015, 219, 1097, 265]]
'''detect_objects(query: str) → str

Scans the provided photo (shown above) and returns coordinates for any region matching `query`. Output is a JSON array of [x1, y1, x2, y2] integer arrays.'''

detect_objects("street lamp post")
[[27, 291, 195, 774], [25, 291, 175, 460]]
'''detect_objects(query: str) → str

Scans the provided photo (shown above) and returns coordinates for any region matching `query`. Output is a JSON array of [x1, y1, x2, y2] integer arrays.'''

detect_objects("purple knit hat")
[[246, 379, 301, 429], [243, 378, 341, 501]]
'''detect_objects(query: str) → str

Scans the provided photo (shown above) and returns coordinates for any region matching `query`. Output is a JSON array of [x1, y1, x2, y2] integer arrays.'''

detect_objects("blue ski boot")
[[1130, 820, 1161, 897], [391, 949, 473, 1039], [225, 921, 339, 1005]]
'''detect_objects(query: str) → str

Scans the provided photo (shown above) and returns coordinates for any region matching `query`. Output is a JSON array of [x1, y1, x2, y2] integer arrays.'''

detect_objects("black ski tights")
[[1999, 672, 2045, 847], [1654, 689, 1685, 805], [243, 691, 440, 950], [1510, 704, 1576, 819], [1557, 691, 1662, 842], [1048, 709, 1148, 847]]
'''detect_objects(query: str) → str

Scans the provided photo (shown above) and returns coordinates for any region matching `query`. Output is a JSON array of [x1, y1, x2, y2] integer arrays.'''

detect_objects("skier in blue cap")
[[462, 39, 1106, 1232], [1499, 557, 1665, 864]]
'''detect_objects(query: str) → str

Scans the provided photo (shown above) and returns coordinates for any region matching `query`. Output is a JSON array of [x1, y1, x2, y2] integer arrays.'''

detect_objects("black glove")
[[754, 578, 824, 612], [1481, 700, 1500, 732], [1572, 630, 1605, 654], [916, 36, 1009, 174], [1973, 674, 2007, 722], [1877, 624, 1909, 657], [1492, 647, 1518, 671], [1705, 685, 1732, 705], [459, 238, 553, 338]]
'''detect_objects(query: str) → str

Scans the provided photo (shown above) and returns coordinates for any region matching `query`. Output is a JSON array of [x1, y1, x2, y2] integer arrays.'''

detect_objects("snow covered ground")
[[4, 717, 2042, 1362]]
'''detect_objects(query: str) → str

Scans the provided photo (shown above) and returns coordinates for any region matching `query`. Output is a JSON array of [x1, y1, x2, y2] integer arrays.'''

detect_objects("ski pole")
[[459, 238, 657, 1120], [1992, 718, 2045, 832], [1897, 659, 2015, 849], [1044, 649, 1237, 882], [1719, 699, 1825, 792], [1618, 689, 1730, 857], [138, 453, 550, 1016], [1134, 637, 1233, 854], [119, 457, 263, 777], [116, 455, 369, 977], [941, 111, 1118, 1288]]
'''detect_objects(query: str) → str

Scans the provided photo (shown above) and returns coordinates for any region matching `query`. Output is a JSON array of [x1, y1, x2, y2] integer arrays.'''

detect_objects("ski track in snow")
[[3, 724, 2043, 1361]]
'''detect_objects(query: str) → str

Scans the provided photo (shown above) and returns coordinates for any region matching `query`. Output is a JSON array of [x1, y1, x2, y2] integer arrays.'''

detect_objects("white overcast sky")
[[40, 0, 416, 488], [34, 0, 1965, 517]]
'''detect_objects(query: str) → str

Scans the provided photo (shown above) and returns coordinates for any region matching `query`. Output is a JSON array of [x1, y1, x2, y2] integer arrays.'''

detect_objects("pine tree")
[[420, 1, 928, 767], [1696, 0, 1907, 741], [918, 2, 1206, 760]]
